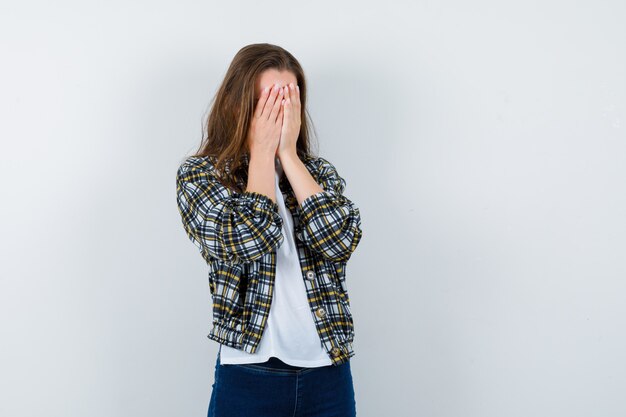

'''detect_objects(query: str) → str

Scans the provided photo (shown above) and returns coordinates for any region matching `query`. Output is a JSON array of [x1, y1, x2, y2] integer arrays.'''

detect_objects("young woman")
[[176, 43, 363, 417]]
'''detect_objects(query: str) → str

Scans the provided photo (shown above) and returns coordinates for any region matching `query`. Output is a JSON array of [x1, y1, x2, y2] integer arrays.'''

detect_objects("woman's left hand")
[[277, 83, 301, 158]]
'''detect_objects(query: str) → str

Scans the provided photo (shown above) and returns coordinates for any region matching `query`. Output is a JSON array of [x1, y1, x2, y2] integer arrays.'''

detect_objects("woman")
[[175, 43, 363, 417]]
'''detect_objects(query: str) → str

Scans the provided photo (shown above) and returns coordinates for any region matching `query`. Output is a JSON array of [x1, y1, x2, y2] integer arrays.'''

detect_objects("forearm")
[[246, 151, 278, 204], [279, 151, 324, 205]]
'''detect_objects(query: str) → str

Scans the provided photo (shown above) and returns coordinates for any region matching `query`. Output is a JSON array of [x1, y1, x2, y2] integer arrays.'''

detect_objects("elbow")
[[300, 210, 363, 262], [203, 210, 285, 264], [222, 218, 285, 263], [198, 229, 284, 265]]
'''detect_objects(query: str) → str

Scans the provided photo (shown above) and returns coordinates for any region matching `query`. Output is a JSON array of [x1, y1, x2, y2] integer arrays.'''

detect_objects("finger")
[[263, 84, 281, 120], [254, 85, 270, 118], [286, 82, 294, 103], [275, 100, 284, 138], [277, 99, 284, 123], [270, 86, 285, 123], [283, 91, 290, 117], [277, 98, 286, 125], [293, 84, 300, 108]]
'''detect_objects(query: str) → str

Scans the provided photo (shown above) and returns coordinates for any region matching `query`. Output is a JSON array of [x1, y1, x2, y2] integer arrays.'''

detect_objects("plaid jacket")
[[175, 152, 363, 366]]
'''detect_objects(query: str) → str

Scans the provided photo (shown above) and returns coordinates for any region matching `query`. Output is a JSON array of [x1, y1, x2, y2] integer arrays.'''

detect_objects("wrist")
[[278, 148, 298, 162], [249, 149, 276, 164]]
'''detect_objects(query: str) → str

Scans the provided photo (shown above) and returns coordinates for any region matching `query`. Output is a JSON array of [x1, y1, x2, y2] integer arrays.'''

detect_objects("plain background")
[[1, 1, 625, 416]]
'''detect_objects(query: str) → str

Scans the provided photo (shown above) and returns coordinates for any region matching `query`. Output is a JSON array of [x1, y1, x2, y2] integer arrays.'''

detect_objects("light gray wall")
[[1, 1, 625, 416]]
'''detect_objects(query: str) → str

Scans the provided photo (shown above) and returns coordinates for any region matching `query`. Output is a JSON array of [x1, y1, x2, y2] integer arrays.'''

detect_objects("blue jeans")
[[208, 350, 357, 417]]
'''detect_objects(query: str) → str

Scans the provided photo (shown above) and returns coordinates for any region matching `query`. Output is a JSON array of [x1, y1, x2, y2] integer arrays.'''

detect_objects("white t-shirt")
[[219, 156, 333, 367]]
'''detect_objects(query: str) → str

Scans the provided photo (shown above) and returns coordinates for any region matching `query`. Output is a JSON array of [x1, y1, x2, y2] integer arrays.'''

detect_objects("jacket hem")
[[207, 321, 355, 366]]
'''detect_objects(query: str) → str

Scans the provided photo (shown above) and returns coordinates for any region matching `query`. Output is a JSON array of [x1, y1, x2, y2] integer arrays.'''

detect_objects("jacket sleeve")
[[176, 160, 284, 265], [296, 157, 363, 262]]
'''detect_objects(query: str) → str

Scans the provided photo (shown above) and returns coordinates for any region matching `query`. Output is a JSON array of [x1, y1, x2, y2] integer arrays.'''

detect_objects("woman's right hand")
[[247, 83, 285, 158]]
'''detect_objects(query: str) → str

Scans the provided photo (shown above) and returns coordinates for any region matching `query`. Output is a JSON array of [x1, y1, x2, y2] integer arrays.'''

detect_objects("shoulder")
[[176, 155, 218, 180], [303, 154, 339, 174], [306, 156, 344, 181], [304, 155, 347, 194]]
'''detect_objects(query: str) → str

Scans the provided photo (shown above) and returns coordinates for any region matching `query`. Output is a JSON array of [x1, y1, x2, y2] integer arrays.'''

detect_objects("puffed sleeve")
[[176, 158, 284, 265], [296, 156, 363, 262]]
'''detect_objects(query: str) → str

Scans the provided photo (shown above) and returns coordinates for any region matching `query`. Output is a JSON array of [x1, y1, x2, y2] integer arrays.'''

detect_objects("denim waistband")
[[254, 356, 306, 370], [218, 350, 307, 371]]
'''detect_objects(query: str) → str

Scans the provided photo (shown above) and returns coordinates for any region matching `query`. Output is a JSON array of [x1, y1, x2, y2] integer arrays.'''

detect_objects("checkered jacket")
[[175, 152, 363, 366]]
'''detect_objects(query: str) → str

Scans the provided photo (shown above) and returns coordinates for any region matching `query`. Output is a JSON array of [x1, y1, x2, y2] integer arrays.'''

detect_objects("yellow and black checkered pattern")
[[176, 153, 363, 366]]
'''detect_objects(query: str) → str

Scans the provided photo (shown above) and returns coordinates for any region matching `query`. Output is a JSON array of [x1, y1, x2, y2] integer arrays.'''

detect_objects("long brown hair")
[[191, 43, 318, 193]]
